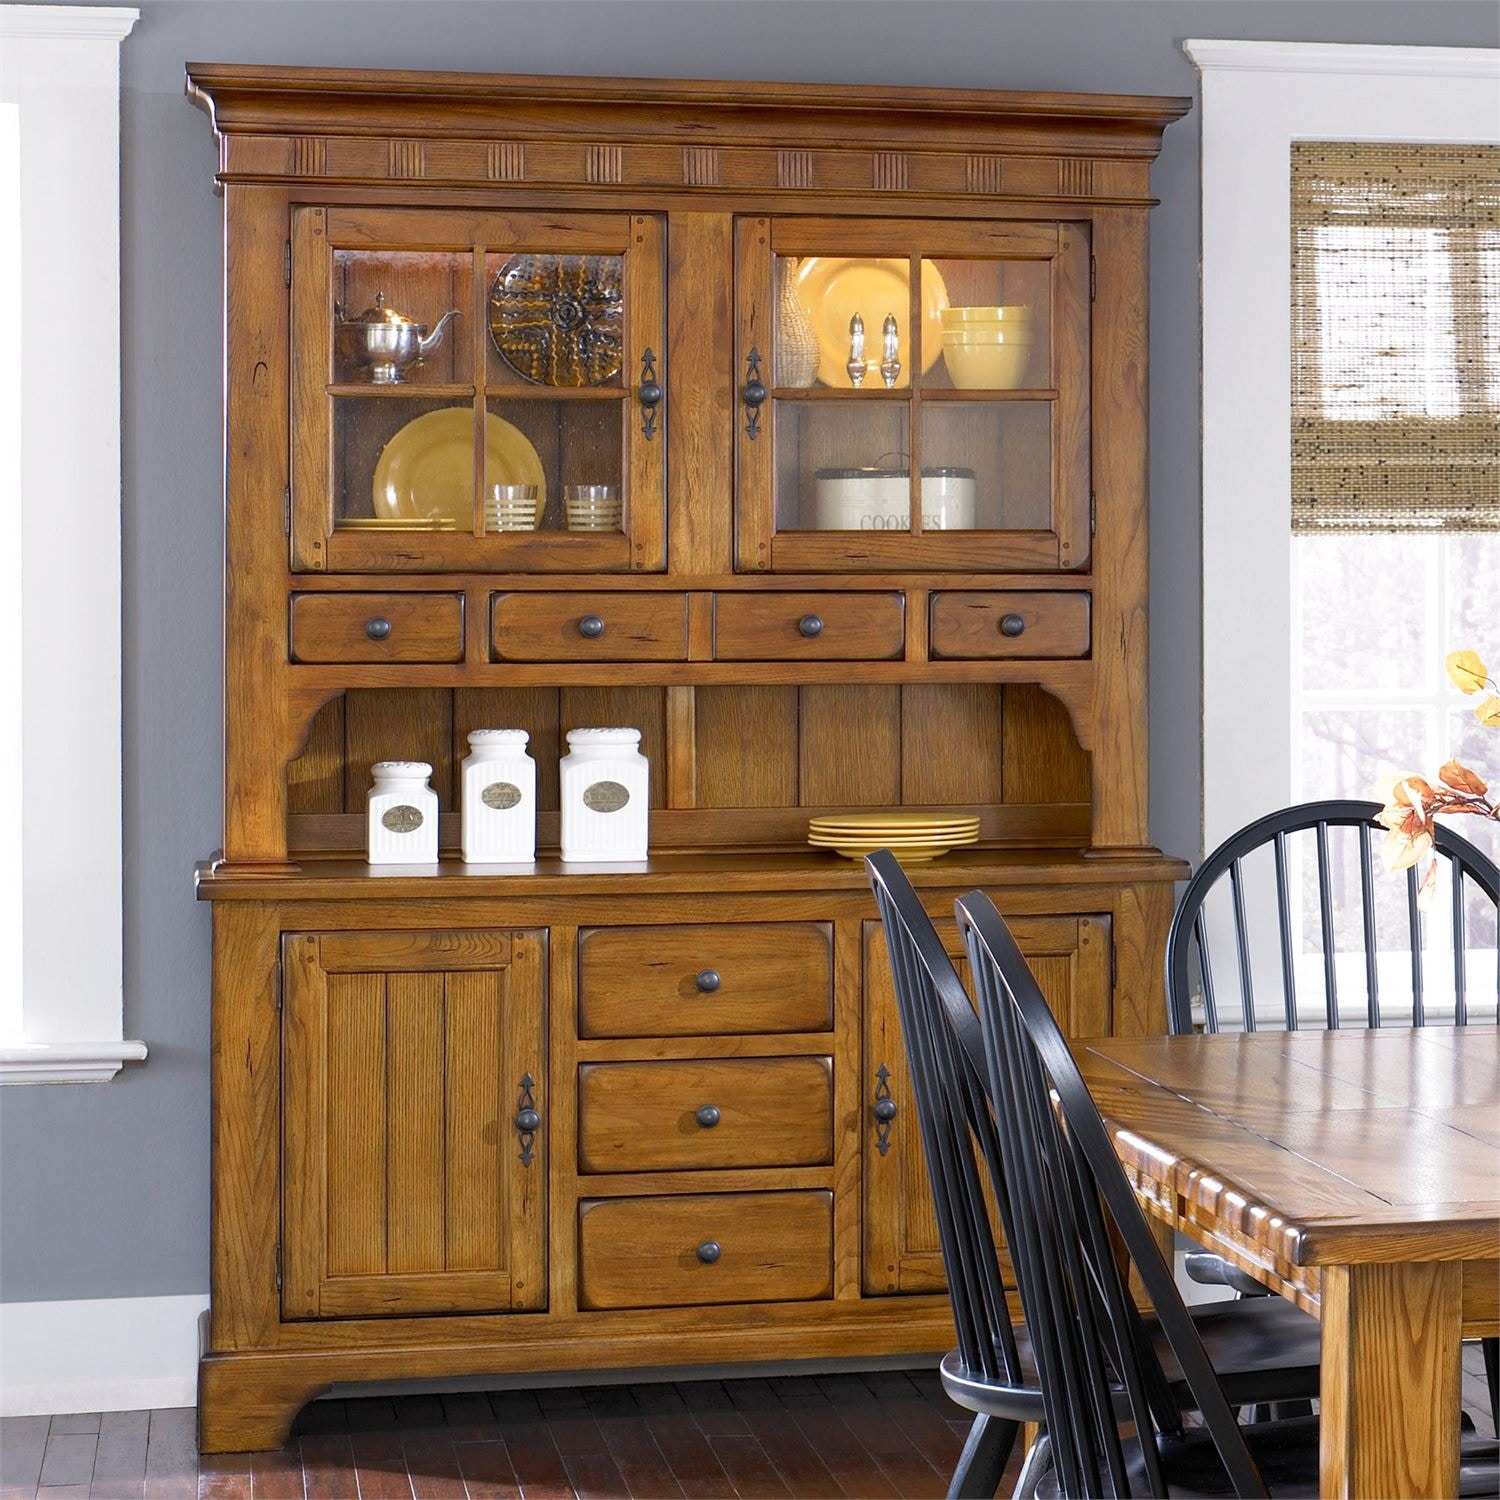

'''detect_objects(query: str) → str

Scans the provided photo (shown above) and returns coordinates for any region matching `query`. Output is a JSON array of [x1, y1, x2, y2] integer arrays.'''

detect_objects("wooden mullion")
[[908, 251, 924, 539], [471, 244, 486, 540]]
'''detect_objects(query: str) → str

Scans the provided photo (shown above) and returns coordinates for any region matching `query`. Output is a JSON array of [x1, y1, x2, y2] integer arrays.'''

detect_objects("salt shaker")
[[461, 730, 536, 864], [559, 728, 649, 863], [367, 761, 439, 865]]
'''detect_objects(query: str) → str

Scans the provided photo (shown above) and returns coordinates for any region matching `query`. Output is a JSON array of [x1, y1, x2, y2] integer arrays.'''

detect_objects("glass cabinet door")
[[734, 217, 1089, 573], [291, 207, 665, 573]]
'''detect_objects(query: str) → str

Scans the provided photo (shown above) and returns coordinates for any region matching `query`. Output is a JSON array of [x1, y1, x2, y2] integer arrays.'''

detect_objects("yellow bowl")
[[942, 341, 1034, 390], [942, 328, 1035, 344], [941, 305, 1034, 325]]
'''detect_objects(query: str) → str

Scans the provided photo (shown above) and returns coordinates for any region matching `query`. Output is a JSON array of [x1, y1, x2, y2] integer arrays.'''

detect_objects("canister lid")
[[814, 465, 976, 480], [566, 727, 642, 746], [468, 729, 530, 747], [371, 760, 433, 776]]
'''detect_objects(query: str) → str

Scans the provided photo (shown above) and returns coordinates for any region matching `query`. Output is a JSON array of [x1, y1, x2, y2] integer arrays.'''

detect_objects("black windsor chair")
[[955, 886, 1500, 1498], [1165, 798, 1500, 1420], [865, 851, 1323, 1498]]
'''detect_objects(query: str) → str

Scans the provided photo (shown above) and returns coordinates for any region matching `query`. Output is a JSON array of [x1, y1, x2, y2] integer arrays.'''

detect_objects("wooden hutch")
[[188, 65, 1189, 1452]]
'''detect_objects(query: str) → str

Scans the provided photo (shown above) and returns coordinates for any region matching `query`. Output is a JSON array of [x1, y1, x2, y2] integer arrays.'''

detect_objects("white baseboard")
[[0, 1293, 208, 1415]]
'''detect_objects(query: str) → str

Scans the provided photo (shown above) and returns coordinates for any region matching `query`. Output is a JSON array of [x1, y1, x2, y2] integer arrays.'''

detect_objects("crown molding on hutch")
[[1183, 39, 1500, 78]]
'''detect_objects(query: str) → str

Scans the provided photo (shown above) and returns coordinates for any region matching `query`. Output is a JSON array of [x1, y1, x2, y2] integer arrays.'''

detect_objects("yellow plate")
[[808, 835, 978, 848], [795, 258, 949, 389], [337, 516, 461, 530], [372, 407, 546, 526], [809, 815, 978, 832], [814, 843, 959, 864]]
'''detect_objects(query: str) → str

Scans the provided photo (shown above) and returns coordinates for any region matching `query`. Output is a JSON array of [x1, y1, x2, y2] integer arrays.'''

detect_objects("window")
[[1188, 41, 1499, 1026], [1, 5, 142, 1083]]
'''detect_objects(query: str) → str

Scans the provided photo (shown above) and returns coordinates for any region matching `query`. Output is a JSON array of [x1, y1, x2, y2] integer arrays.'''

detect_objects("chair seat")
[[1035, 1418, 1500, 1498], [941, 1292, 1321, 1423]]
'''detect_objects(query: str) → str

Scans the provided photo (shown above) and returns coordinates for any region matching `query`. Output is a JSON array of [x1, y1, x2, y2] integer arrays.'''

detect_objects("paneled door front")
[[862, 912, 1110, 1294], [281, 928, 546, 1319]]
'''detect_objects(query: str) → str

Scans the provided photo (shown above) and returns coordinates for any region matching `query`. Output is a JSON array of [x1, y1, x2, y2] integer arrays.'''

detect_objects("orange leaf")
[[1446, 649, 1488, 694], [1415, 859, 1440, 912], [1382, 824, 1432, 873], [1439, 760, 1488, 796]]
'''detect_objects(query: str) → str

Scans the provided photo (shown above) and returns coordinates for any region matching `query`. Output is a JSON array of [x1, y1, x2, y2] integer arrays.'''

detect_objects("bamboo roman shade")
[[1291, 142, 1499, 533]]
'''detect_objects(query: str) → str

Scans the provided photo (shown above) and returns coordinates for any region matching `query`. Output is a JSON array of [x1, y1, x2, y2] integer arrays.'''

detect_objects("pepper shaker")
[[880, 313, 901, 388], [846, 312, 867, 388]]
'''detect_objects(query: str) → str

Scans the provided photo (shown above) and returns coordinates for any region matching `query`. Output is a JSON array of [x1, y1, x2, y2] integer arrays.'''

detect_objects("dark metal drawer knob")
[[695, 968, 722, 993], [696, 1240, 722, 1264], [873, 1098, 898, 1125], [798, 614, 824, 638], [578, 615, 606, 639], [365, 616, 393, 641], [695, 1104, 721, 1129], [1000, 613, 1026, 638], [515, 1107, 541, 1134]]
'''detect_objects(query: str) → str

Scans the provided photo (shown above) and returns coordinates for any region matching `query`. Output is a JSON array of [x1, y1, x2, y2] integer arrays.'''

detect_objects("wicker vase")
[[776, 258, 821, 388]]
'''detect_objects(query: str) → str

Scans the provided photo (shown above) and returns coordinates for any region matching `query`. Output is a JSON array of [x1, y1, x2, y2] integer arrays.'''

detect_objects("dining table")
[[1073, 1025, 1499, 1499]]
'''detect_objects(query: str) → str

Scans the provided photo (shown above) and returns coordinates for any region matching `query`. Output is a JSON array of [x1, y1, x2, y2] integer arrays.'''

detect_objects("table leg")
[[1319, 1261, 1462, 1498]]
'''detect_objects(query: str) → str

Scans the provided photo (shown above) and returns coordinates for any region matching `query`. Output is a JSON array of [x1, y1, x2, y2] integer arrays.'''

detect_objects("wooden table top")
[[1074, 1027, 1500, 1269]]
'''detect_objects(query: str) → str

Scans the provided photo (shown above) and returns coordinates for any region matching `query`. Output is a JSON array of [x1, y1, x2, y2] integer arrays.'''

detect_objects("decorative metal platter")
[[489, 254, 624, 387]]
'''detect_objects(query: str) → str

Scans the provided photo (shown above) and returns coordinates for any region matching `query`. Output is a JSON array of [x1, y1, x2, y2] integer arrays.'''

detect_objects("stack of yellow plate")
[[807, 811, 981, 864]]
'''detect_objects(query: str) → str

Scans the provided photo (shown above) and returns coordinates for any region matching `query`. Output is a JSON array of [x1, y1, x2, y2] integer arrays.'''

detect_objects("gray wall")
[[4, 0, 1497, 1305]]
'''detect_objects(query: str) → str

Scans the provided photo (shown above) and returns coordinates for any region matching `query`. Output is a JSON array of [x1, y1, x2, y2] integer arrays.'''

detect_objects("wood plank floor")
[[0, 1370, 1004, 1500], [4, 1349, 1492, 1500]]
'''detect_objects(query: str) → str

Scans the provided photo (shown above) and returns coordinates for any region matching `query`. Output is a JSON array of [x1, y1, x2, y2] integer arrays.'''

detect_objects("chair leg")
[[947, 1413, 1019, 1500], [1484, 1337, 1499, 1431], [1013, 1431, 1052, 1500]]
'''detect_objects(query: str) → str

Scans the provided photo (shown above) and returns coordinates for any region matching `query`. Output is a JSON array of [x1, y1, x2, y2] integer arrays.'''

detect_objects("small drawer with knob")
[[289, 591, 465, 664], [577, 1057, 833, 1174], [491, 592, 688, 662], [713, 592, 904, 661], [577, 1190, 834, 1309], [929, 591, 1091, 660], [578, 923, 832, 1038]]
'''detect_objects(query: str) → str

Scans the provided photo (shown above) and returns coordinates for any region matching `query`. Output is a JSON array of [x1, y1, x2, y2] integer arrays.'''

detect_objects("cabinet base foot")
[[198, 1353, 329, 1454]]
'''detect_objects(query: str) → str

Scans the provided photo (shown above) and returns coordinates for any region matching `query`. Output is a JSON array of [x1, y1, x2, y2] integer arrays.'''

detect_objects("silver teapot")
[[336, 293, 461, 384]]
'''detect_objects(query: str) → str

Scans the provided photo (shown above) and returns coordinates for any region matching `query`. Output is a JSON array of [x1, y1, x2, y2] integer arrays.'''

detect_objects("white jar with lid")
[[366, 761, 439, 865], [461, 729, 536, 864], [559, 728, 649, 863]]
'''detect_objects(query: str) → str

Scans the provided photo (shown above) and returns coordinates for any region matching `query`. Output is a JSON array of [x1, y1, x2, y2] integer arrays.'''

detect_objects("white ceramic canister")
[[461, 729, 537, 863], [367, 761, 440, 865], [812, 465, 976, 532], [559, 728, 649, 863]]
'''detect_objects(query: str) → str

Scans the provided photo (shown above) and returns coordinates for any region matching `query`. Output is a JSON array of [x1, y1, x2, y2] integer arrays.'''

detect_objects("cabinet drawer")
[[577, 923, 832, 1038], [290, 592, 465, 664], [578, 1191, 833, 1309], [491, 592, 687, 661], [929, 591, 1090, 659], [714, 592, 904, 660], [578, 1057, 833, 1173]]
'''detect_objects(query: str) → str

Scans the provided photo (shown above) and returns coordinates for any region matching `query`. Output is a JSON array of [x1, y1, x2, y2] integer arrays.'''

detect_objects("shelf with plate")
[[188, 62, 1189, 1454], [735, 221, 1089, 573], [291, 205, 664, 572]]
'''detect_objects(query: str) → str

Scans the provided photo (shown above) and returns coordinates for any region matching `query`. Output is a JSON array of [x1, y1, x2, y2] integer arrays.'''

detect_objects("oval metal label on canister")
[[582, 780, 630, 813], [482, 781, 522, 810], [382, 804, 424, 833]]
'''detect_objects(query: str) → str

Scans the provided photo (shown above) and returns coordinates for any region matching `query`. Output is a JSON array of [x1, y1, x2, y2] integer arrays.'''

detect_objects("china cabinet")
[[188, 65, 1189, 1452]]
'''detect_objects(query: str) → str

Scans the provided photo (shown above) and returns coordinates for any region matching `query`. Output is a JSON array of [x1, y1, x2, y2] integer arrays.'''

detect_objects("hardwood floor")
[[0, 1369, 1000, 1500], [4, 1349, 1493, 1499]]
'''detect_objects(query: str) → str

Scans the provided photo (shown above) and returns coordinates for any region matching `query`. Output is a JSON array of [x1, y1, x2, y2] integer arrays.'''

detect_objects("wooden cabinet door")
[[862, 912, 1110, 1295], [290, 205, 666, 575], [282, 928, 546, 1320], [735, 216, 1091, 575]]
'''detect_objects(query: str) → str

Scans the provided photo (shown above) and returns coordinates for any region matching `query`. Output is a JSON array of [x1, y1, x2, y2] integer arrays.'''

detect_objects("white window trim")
[[1184, 38, 1500, 858], [1, 5, 142, 1083]]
